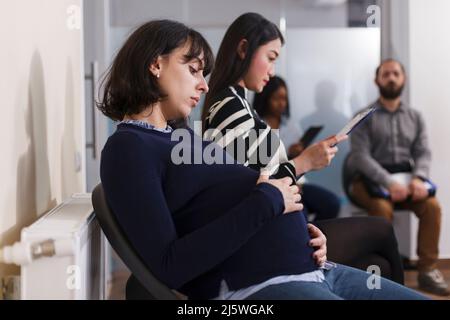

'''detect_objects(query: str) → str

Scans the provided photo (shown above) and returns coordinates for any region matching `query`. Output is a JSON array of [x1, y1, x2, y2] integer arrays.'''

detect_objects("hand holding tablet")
[[293, 134, 348, 175], [299, 126, 323, 148], [330, 105, 378, 147], [292, 104, 377, 175]]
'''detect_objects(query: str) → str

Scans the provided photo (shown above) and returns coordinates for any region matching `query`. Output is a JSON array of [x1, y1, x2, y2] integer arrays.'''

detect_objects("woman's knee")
[[303, 184, 341, 220]]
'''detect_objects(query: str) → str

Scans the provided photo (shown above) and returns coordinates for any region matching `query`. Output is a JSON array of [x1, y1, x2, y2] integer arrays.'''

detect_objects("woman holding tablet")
[[252, 76, 341, 221]]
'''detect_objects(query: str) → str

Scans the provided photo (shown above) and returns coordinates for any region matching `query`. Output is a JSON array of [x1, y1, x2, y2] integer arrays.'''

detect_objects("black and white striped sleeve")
[[204, 90, 298, 185]]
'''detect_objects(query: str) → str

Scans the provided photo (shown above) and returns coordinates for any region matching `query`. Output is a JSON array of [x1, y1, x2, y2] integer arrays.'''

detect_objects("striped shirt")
[[203, 85, 336, 299], [204, 85, 297, 183]]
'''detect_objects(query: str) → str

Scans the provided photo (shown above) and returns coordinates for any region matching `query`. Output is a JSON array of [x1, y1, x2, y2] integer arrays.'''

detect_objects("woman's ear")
[[237, 39, 248, 60], [149, 56, 163, 78]]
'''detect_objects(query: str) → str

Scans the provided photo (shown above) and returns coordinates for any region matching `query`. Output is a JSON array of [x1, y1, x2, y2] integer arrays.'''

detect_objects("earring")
[[156, 73, 160, 78]]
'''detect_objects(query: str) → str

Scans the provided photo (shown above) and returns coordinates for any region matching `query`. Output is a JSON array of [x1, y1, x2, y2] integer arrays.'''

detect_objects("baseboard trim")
[[404, 258, 450, 269]]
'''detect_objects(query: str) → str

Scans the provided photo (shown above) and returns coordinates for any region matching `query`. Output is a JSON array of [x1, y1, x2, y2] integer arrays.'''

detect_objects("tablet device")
[[299, 126, 323, 148], [336, 105, 378, 138]]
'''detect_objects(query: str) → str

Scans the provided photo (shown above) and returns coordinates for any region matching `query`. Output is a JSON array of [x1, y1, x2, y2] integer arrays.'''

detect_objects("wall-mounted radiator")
[[19, 194, 106, 299]]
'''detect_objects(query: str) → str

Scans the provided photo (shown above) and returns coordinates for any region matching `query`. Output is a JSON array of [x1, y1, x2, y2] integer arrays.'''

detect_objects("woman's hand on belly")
[[307, 223, 327, 267], [257, 174, 303, 214]]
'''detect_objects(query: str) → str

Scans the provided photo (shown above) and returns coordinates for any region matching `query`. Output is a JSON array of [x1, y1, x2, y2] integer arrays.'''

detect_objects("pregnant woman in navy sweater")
[[98, 19, 426, 300]]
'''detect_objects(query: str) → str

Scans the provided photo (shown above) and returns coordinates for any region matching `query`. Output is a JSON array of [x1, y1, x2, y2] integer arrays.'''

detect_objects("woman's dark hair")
[[97, 20, 214, 122], [253, 75, 290, 119], [201, 12, 284, 129]]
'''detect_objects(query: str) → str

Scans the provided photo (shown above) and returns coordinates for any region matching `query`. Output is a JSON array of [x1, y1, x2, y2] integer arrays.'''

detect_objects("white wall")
[[0, 0, 86, 279], [380, 0, 450, 258], [408, 0, 450, 258], [380, 0, 411, 103]]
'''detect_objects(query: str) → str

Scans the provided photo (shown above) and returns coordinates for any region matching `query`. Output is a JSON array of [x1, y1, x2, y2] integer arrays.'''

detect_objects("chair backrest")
[[91, 183, 178, 300], [342, 152, 363, 208]]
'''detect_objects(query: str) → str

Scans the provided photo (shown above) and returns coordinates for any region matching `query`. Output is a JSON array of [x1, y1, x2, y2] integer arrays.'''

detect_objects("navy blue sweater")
[[100, 123, 317, 299]]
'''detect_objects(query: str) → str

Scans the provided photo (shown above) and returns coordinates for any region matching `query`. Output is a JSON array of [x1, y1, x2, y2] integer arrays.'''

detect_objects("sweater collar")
[[119, 119, 173, 133]]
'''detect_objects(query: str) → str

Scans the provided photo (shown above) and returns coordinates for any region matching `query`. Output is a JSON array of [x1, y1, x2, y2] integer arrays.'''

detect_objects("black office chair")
[[337, 153, 405, 284], [342, 153, 362, 209], [91, 183, 179, 300]]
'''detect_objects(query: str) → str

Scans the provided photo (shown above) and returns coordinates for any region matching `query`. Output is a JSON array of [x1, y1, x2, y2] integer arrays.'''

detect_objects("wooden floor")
[[403, 259, 450, 300], [107, 262, 450, 300], [107, 269, 130, 300]]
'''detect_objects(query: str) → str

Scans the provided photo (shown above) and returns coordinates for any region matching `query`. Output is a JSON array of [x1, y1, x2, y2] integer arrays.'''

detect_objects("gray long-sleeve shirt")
[[347, 100, 431, 188]]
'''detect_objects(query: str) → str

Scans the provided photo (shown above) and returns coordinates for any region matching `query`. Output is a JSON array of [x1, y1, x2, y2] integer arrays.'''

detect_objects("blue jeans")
[[245, 264, 428, 300]]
